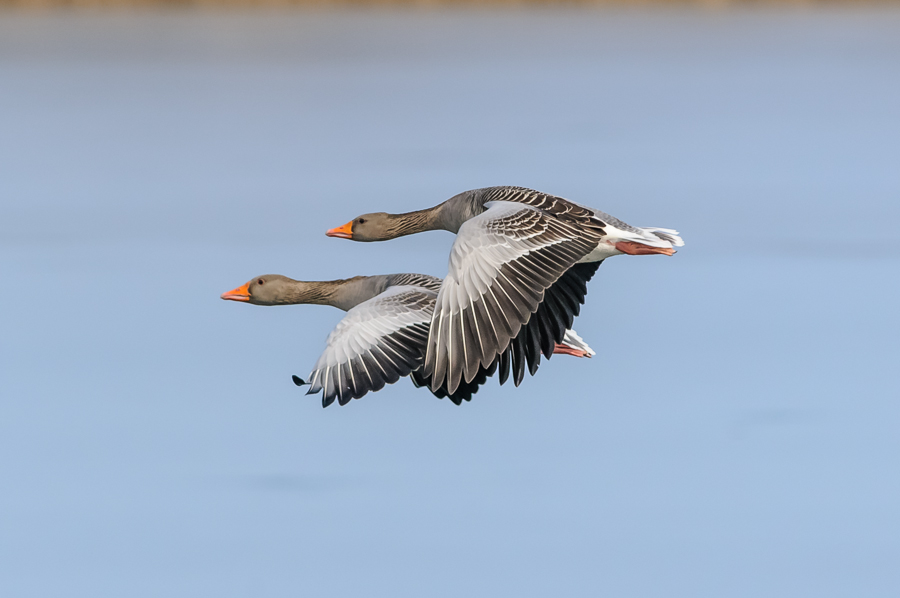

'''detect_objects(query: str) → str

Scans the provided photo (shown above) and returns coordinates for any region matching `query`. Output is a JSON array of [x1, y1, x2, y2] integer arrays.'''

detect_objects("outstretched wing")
[[307, 285, 435, 407], [424, 201, 603, 395], [495, 260, 602, 386]]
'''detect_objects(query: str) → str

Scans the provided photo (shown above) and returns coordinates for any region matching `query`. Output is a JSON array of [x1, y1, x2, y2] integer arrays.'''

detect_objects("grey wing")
[[485, 186, 679, 245], [307, 286, 436, 407], [386, 273, 443, 293], [481, 186, 610, 232], [424, 201, 603, 395]]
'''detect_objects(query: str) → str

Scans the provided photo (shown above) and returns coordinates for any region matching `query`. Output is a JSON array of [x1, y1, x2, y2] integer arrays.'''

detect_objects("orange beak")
[[326, 221, 354, 240], [221, 282, 251, 302]]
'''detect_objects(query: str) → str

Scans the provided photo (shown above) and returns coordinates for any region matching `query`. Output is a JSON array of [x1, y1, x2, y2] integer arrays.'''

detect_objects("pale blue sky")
[[1, 9, 899, 597]]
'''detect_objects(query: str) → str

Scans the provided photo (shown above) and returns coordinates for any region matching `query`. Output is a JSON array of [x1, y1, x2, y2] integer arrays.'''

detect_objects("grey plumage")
[[329, 185, 682, 396]]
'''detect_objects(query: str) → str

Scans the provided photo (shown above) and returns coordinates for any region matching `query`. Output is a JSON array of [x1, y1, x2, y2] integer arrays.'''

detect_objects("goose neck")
[[387, 204, 447, 237]]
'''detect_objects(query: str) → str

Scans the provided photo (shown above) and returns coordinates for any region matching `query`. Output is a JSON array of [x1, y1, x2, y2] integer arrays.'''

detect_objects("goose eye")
[[257, 279, 265, 286], [358, 218, 366, 224]]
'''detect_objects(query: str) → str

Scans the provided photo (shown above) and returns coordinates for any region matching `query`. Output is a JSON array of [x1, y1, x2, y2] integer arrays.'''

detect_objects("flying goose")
[[221, 272, 594, 407], [326, 186, 683, 395]]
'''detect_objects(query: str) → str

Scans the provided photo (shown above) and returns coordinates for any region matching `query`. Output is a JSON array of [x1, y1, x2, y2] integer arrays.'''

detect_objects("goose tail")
[[553, 329, 595, 358], [608, 225, 684, 256], [640, 227, 684, 248]]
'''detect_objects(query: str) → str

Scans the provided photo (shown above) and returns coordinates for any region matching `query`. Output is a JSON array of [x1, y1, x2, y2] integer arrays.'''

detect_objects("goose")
[[220, 272, 594, 407], [326, 186, 683, 395]]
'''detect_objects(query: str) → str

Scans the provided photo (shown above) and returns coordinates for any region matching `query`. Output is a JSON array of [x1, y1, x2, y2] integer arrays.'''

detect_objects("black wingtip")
[[292, 375, 308, 387]]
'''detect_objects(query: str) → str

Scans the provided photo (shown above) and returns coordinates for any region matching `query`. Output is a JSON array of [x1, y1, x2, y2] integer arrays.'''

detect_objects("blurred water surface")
[[1, 8, 899, 597]]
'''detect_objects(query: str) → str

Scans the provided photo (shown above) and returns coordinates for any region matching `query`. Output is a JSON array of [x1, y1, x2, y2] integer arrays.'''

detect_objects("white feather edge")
[[307, 285, 436, 392]]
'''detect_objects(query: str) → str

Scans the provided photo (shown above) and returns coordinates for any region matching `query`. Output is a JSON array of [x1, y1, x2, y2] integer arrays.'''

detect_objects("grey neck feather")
[[327, 276, 392, 311], [388, 190, 484, 237], [275, 276, 393, 311]]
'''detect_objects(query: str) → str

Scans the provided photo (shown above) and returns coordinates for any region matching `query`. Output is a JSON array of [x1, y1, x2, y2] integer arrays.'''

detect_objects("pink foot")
[[615, 241, 675, 256], [553, 343, 590, 358]]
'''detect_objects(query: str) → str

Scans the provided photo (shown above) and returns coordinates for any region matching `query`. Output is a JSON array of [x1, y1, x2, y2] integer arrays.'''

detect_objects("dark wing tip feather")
[[415, 356, 497, 404], [498, 345, 511, 386], [512, 332, 526, 387], [503, 258, 603, 384]]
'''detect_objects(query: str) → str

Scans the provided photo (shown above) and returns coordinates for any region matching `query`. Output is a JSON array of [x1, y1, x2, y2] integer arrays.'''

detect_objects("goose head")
[[326, 213, 396, 242], [221, 274, 295, 305]]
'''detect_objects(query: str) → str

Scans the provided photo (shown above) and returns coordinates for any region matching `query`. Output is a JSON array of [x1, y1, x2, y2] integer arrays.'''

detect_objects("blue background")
[[1, 9, 898, 596]]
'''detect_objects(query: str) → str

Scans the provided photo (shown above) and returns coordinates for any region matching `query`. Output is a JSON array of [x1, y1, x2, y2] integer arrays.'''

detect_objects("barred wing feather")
[[424, 201, 602, 394], [307, 286, 435, 407]]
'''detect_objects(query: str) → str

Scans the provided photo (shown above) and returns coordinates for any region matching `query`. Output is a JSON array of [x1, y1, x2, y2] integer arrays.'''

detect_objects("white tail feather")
[[602, 222, 682, 250], [640, 227, 684, 248], [562, 329, 595, 357]]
